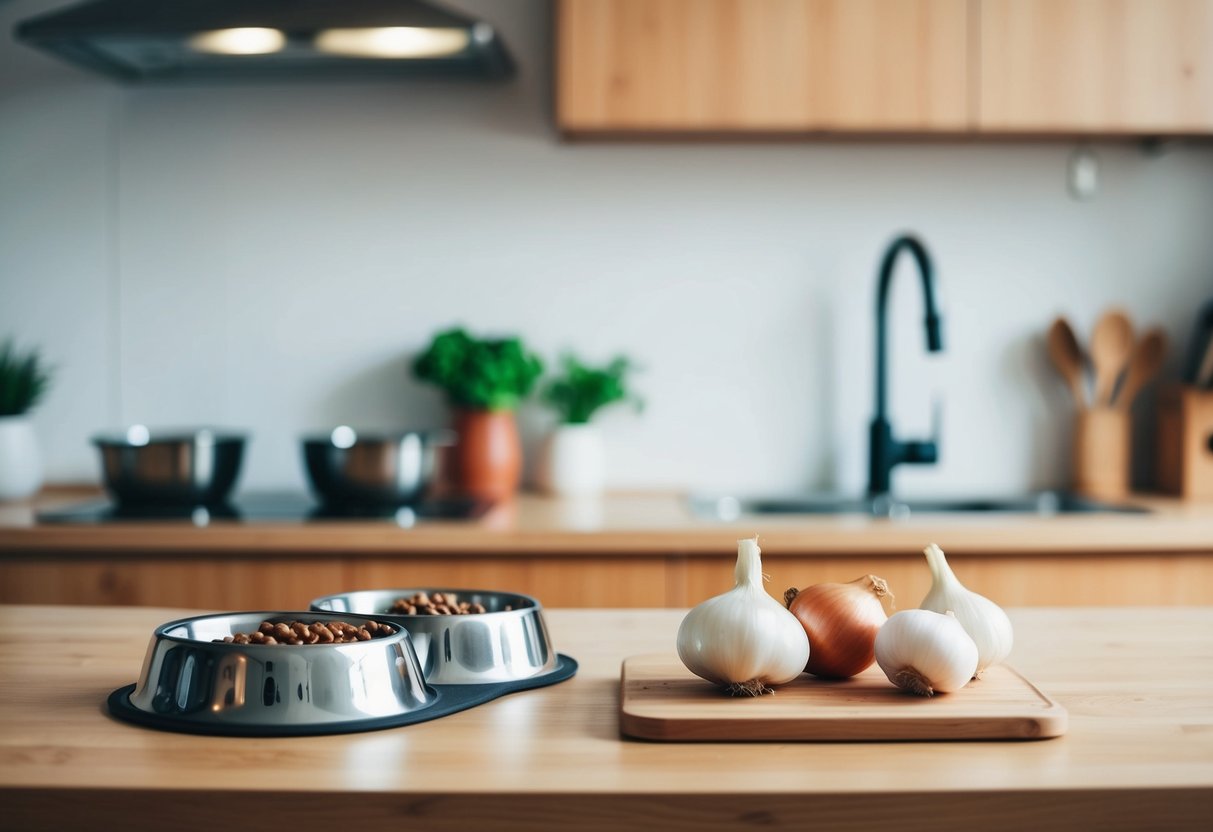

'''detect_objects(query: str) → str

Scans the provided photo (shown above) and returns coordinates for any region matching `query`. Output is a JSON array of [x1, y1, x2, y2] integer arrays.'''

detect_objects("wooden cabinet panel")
[[4, 552, 1210, 609], [341, 557, 669, 608], [557, 0, 971, 132], [0, 556, 669, 610], [0, 559, 347, 610], [979, 0, 1213, 133], [675, 553, 1213, 607]]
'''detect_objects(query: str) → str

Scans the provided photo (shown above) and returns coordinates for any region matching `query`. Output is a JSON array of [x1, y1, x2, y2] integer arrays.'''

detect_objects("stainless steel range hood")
[[15, 0, 514, 82]]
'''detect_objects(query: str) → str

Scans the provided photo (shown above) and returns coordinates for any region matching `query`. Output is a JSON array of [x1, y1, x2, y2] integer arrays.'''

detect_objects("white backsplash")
[[2, 0, 1212, 496]]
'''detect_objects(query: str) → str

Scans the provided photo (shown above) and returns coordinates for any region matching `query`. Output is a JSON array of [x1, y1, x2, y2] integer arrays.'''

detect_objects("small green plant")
[[542, 354, 642, 425], [412, 327, 543, 411], [0, 340, 52, 417]]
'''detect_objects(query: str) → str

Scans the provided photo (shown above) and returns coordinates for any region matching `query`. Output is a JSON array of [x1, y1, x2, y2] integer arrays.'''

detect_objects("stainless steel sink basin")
[[689, 491, 1149, 520]]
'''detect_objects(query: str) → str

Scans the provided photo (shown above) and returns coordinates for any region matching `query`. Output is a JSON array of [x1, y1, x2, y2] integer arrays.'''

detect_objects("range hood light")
[[14, 0, 514, 82], [314, 27, 469, 59], [188, 28, 287, 56]]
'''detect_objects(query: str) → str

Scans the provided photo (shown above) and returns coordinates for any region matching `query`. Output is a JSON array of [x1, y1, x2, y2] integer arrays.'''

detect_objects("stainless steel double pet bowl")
[[310, 589, 558, 685], [108, 593, 573, 736]]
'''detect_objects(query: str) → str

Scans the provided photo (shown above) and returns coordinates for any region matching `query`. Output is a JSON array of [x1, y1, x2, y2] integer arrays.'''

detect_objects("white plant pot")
[[0, 416, 43, 501], [538, 424, 605, 497]]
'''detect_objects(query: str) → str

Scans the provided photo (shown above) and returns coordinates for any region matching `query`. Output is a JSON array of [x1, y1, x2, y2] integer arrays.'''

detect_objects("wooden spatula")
[[1091, 309, 1134, 407], [1047, 317, 1087, 408], [1115, 328, 1167, 408]]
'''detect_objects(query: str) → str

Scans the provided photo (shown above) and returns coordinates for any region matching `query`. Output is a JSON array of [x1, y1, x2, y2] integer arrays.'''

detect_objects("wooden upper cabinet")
[[979, 0, 1213, 133], [556, 0, 971, 133], [557, 0, 1213, 136]]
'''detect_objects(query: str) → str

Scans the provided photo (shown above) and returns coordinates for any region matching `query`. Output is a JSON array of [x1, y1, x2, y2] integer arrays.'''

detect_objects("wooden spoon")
[[1090, 309, 1134, 406], [1047, 317, 1087, 408], [1115, 328, 1167, 408]]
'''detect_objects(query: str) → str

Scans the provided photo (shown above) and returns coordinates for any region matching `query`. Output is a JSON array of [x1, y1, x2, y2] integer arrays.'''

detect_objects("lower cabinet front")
[[2, 551, 1210, 608]]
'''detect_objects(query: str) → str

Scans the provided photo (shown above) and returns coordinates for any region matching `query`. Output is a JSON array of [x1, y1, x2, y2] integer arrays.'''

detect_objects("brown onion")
[[784, 576, 893, 678]]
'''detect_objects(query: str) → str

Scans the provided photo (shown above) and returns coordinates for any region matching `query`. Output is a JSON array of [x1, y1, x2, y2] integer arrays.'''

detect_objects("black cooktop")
[[37, 492, 492, 527]]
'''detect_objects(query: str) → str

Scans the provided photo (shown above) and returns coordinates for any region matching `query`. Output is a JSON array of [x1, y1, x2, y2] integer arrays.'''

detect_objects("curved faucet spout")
[[875, 234, 943, 419], [869, 233, 945, 497]]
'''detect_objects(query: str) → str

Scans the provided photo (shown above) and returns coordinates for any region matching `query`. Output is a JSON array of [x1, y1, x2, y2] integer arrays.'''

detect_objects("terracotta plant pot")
[[452, 409, 522, 501]]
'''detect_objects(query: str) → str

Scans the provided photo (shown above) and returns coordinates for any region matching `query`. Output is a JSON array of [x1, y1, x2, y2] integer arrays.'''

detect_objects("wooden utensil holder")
[[1073, 407, 1130, 500], [1157, 385, 1213, 501]]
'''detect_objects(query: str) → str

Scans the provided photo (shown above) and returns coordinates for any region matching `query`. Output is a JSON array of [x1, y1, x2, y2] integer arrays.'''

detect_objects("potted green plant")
[[0, 340, 53, 501], [412, 327, 542, 501], [538, 354, 641, 496]]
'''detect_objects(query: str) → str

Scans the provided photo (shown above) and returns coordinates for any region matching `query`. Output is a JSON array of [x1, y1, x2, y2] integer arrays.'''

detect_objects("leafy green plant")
[[542, 354, 642, 425], [0, 340, 52, 417], [412, 327, 543, 411]]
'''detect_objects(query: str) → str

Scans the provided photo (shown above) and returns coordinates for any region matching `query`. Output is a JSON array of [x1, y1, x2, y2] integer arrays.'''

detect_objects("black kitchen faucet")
[[867, 234, 944, 497]]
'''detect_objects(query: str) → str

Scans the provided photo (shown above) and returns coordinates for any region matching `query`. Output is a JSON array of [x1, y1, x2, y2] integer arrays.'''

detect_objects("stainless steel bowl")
[[302, 427, 455, 507], [93, 426, 246, 506], [310, 589, 558, 684], [121, 611, 431, 732]]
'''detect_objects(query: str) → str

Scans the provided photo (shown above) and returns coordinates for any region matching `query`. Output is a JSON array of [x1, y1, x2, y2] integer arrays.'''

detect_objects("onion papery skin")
[[787, 575, 891, 679]]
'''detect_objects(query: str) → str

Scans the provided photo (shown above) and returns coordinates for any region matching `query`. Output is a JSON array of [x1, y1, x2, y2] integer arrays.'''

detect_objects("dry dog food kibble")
[[215, 619, 395, 646], [389, 591, 499, 616]]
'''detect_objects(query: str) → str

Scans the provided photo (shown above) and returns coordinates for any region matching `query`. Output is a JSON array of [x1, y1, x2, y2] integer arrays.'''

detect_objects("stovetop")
[[37, 492, 492, 527]]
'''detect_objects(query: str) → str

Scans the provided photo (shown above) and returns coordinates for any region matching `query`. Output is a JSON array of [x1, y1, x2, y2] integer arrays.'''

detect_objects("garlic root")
[[892, 667, 935, 697], [727, 680, 773, 697]]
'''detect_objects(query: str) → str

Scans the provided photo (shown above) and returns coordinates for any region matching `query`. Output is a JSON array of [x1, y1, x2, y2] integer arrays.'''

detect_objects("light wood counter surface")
[[3, 487, 1213, 556], [3, 488, 1213, 609], [1, 604, 1210, 831]]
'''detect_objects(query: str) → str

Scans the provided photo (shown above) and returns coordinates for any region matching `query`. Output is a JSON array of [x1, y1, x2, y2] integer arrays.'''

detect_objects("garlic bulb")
[[920, 543, 1014, 676], [676, 537, 810, 696], [875, 609, 978, 696]]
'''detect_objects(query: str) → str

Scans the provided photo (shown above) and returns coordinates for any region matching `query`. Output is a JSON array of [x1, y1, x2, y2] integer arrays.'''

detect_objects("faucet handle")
[[899, 398, 942, 466]]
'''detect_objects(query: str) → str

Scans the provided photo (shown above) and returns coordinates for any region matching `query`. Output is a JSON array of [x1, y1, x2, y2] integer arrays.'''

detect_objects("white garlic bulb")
[[920, 543, 1014, 676], [875, 609, 978, 696], [676, 537, 810, 696]]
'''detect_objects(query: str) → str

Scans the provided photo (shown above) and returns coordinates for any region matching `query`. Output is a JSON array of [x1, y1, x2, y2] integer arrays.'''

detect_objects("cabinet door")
[[979, 0, 1213, 133], [556, 0, 970, 133]]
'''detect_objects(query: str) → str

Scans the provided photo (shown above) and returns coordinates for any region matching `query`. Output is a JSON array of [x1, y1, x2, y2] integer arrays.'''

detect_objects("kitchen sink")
[[689, 491, 1149, 520]]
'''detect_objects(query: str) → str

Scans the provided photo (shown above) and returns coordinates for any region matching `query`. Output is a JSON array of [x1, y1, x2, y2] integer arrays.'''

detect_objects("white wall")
[[3, 0, 1212, 498]]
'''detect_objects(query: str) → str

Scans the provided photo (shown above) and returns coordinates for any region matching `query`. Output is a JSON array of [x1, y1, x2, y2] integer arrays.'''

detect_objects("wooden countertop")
[[1, 604, 1210, 831], [2, 486, 1213, 557]]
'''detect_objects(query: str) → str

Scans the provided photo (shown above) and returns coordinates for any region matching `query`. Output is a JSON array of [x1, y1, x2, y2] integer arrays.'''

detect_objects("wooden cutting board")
[[619, 654, 1067, 742]]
